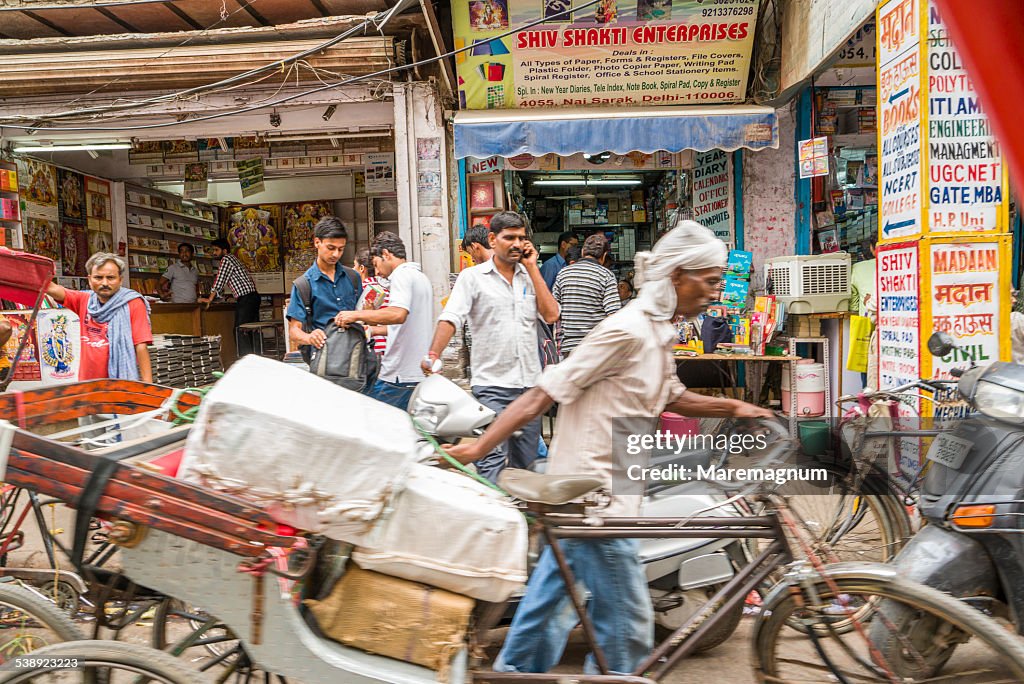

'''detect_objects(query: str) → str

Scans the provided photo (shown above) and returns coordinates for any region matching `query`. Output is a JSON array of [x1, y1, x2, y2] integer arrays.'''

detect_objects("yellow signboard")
[[451, 0, 758, 109]]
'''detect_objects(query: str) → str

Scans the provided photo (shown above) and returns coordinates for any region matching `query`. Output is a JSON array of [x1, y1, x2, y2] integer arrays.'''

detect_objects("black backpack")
[[293, 270, 379, 392], [700, 316, 733, 354]]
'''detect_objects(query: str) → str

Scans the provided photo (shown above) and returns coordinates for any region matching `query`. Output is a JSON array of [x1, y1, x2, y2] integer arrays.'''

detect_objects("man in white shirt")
[[424, 211, 560, 481], [336, 231, 432, 410], [446, 220, 772, 675], [159, 243, 200, 303]]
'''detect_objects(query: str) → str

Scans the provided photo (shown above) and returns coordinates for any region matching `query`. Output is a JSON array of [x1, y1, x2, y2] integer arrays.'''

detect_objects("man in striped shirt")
[[551, 233, 621, 358], [199, 238, 260, 357]]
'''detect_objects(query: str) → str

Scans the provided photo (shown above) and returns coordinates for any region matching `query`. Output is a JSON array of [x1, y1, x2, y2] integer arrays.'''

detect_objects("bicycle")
[[0, 581, 84, 664]]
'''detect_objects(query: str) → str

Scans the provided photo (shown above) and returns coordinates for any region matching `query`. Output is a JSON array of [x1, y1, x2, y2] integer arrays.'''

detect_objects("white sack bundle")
[[179, 355, 419, 538], [352, 464, 528, 602]]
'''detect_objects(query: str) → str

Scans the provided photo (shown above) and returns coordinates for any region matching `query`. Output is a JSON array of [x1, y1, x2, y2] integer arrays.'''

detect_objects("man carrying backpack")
[[334, 232, 433, 410], [286, 216, 361, 356]]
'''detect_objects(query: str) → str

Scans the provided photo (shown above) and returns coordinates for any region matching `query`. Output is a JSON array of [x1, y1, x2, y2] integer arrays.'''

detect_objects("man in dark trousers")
[[199, 238, 260, 357]]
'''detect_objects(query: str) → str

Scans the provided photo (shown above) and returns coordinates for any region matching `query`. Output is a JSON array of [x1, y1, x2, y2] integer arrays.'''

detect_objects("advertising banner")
[[877, 0, 924, 241], [691, 150, 733, 244], [922, 237, 1011, 379], [451, 0, 758, 109], [876, 242, 920, 392], [875, 241, 921, 482], [925, 0, 1006, 234]]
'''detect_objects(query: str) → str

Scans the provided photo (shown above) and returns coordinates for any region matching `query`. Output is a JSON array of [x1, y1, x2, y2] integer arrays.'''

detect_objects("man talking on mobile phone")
[[423, 211, 559, 482]]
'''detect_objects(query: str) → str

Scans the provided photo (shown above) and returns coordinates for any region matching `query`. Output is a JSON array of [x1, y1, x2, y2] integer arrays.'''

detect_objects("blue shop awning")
[[453, 105, 779, 159]]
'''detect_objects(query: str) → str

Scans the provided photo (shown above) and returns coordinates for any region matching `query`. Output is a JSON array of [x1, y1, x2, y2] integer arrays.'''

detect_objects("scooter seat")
[[498, 468, 604, 505]]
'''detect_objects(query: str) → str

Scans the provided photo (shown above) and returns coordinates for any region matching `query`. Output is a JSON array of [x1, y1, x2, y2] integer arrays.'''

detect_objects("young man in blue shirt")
[[539, 231, 578, 291], [286, 217, 361, 352]]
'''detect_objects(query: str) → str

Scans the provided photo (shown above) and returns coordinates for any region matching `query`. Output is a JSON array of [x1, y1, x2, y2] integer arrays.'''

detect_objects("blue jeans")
[[471, 386, 542, 483], [366, 379, 418, 411], [494, 538, 653, 675]]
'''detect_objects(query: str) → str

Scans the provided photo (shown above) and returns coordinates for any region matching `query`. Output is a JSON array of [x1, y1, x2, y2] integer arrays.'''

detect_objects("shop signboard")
[[467, 156, 504, 174], [877, 0, 924, 242], [834, 21, 876, 68], [876, 242, 920, 392], [451, 0, 758, 109], [691, 150, 733, 244], [925, 0, 1007, 234], [875, 241, 921, 483], [921, 237, 1011, 379]]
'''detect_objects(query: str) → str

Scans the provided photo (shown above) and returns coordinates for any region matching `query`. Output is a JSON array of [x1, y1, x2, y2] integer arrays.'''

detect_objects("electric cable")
[[3, 12, 391, 124], [0, 0, 602, 134], [44, 0, 281, 117]]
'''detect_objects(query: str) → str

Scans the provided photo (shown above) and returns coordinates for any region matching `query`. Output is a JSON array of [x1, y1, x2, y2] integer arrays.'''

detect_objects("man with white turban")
[[445, 220, 772, 675]]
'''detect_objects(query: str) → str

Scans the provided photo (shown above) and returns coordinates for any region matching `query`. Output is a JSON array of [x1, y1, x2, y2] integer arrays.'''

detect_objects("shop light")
[[12, 142, 132, 153], [532, 178, 643, 187]]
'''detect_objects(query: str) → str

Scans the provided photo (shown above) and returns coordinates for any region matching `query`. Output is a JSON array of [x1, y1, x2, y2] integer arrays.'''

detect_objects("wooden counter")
[[149, 302, 238, 366]]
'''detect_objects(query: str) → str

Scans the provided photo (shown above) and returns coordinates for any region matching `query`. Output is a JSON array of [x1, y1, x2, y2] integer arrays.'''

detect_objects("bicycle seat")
[[498, 469, 604, 505]]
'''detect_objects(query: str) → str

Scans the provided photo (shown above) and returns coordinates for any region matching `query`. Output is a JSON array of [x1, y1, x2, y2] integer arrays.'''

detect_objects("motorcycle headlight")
[[974, 380, 1024, 422], [408, 395, 449, 435]]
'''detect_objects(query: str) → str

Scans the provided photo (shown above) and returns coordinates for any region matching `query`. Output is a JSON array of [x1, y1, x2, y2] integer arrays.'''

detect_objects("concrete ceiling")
[[0, 0, 397, 40]]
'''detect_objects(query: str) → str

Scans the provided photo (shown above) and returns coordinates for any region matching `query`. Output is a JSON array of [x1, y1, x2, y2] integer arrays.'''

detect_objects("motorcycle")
[[874, 331, 1024, 674], [407, 375, 749, 653]]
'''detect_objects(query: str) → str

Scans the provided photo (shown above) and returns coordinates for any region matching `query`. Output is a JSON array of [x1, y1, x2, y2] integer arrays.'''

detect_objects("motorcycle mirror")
[[927, 332, 956, 357]]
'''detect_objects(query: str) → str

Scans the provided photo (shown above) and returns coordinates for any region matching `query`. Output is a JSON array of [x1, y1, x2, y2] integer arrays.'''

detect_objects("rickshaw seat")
[[498, 468, 604, 505]]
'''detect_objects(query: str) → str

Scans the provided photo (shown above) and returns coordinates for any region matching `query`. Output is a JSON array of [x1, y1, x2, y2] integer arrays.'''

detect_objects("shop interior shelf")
[[128, 224, 215, 241], [129, 247, 213, 259], [126, 201, 217, 224]]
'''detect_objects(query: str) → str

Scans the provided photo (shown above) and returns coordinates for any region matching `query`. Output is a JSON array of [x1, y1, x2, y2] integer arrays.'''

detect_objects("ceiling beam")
[[164, 2, 203, 30], [309, 0, 330, 17], [417, 0, 455, 96], [236, 0, 270, 27], [20, 10, 74, 37], [94, 6, 141, 32]]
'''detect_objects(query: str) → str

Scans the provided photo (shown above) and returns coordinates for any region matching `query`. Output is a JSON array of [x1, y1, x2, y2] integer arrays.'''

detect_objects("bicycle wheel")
[[1, 640, 210, 683], [753, 570, 1024, 683], [0, 583, 84, 659], [779, 473, 912, 564], [150, 599, 286, 683]]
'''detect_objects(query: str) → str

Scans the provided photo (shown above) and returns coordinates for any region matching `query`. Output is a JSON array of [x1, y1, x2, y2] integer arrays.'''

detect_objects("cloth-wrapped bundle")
[[178, 355, 419, 538], [352, 463, 528, 602]]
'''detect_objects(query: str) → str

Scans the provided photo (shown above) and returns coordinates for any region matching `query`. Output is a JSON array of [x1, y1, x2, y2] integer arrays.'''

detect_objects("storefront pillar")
[[392, 82, 453, 314], [795, 87, 814, 255], [733, 150, 745, 251]]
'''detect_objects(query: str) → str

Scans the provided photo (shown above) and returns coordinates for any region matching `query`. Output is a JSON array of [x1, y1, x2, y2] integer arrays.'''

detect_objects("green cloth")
[[850, 258, 877, 318]]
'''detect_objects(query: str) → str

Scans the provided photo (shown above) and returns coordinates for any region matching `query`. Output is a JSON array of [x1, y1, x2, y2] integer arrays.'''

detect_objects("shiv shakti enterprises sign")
[[451, 0, 758, 109]]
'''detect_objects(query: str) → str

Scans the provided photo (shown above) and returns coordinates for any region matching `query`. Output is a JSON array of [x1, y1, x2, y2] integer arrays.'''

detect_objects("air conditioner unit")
[[765, 253, 851, 314]]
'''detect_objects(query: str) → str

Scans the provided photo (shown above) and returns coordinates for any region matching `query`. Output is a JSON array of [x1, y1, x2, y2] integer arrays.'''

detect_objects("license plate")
[[926, 432, 972, 470]]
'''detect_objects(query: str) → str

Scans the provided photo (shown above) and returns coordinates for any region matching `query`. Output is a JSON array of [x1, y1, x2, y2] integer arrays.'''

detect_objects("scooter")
[[407, 375, 749, 653], [879, 331, 1024, 665]]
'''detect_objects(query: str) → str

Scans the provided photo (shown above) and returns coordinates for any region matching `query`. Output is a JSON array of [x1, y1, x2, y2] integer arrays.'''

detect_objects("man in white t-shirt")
[[335, 231, 433, 410]]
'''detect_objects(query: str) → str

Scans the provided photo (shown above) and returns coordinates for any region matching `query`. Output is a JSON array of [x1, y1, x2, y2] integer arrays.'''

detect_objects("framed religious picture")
[[469, 179, 499, 211]]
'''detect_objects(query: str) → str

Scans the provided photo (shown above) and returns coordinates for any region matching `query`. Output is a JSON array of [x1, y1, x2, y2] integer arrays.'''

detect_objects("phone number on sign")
[[702, 6, 754, 16], [3, 658, 81, 671]]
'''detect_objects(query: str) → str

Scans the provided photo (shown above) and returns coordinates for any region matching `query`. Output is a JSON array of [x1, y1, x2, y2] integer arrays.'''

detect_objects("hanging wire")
[[0, 0, 603, 133]]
